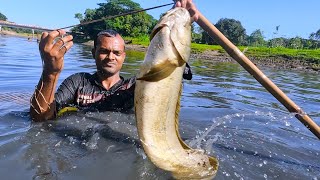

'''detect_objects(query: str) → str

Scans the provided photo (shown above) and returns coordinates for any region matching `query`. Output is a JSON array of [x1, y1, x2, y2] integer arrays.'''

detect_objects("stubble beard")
[[97, 68, 113, 77], [97, 65, 120, 79]]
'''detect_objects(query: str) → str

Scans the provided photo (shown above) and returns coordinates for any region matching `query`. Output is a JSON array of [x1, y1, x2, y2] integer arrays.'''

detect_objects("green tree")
[[248, 29, 266, 46], [0, 12, 7, 21], [74, 13, 84, 22], [288, 37, 303, 49], [301, 38, 313, 49], [214, 18, 247, 45], [268, 37, 287, 48], [315, 29, 320, 41], [309, 30, 320, 49], [191, 25, 202, 43], [200, 30, 215, 45], [73, 0, 156, 40]]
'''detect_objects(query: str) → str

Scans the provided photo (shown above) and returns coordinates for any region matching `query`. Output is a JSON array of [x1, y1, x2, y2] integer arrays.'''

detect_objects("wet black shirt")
[[55, 64, 192, 114], [55, 72, 136, 113]]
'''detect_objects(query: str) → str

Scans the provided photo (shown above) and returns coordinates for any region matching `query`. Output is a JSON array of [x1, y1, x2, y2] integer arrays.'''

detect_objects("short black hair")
[[93, 29, 120, 49]]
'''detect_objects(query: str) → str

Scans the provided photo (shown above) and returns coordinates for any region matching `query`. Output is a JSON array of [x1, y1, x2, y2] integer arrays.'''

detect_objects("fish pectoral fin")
[[170, 22, 191, 63], [137, 60, 176, 82], [150, 24, 167, 40]]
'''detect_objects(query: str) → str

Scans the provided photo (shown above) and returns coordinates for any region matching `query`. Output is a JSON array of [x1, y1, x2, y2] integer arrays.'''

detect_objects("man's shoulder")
[[67, 72, 93, 79], [124, 76, 136, 84], [120, 76, 136, 90], [64, 72, 95, 82]]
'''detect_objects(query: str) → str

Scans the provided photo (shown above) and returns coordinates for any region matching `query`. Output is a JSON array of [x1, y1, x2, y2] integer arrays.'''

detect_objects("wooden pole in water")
[[196, 12, 320, 139]]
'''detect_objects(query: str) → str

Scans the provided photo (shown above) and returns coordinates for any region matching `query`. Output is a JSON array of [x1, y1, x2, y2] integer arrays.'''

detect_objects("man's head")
[[92, 29, 126, 78]]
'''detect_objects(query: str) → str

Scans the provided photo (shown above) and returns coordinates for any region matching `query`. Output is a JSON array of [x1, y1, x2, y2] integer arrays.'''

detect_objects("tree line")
[[195, 19, 320, 49], [0, 12, 7, 21], [72, 0, 320, 49], [1, 0, 320, 49], [72, 0, 156, 41]]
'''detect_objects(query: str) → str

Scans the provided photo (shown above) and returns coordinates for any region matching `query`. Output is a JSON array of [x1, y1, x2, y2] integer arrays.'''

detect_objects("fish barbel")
[[134, 7, 218, 179]]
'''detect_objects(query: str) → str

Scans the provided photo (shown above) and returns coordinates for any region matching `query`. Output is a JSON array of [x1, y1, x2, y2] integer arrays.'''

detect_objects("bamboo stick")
[[196, 12, 320, 139]]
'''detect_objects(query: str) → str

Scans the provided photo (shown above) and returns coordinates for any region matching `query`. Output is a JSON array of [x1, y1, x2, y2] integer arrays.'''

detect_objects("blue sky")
[[1, 0, 319, 40]]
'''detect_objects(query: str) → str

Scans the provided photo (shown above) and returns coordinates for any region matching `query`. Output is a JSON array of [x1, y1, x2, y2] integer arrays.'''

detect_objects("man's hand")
[[174, 0, 199, 21], [39, 29, 73, 75]]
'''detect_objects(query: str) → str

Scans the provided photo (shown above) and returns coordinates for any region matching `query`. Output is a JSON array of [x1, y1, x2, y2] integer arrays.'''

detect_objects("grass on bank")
[[5, 30, 318, 65], [124, 36, 320, 65]]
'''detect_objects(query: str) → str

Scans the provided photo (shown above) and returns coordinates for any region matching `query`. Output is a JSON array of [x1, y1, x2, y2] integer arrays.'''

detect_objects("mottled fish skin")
[[134, 7, 218, 179]]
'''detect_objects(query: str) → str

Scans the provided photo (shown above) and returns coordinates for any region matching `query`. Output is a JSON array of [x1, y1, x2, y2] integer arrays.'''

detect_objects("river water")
[[0, 35, 319, 179]]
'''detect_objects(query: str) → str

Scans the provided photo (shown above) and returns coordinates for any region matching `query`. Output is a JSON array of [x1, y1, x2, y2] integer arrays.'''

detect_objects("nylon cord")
[[57, 3, 174, 31]]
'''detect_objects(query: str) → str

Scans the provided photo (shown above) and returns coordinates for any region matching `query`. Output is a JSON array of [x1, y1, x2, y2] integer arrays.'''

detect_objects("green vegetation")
[[124, 34, 150, 46], [125, 36, 320, 64], [72, 0, 156, 40], [69, 0, 320, 64], [1, 0, 320, 65], [0, 12, 7, 21], [190, 43, 224, 53], [1, 26, 42, 35], [244, 46, 320, 64]]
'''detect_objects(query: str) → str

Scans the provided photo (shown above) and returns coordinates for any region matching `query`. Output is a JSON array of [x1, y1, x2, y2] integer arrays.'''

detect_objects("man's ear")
[[91, 48, 95, 59]]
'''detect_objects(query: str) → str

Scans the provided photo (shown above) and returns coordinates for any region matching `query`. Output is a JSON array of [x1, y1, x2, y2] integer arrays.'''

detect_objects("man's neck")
[[97, 72, 121, 90]]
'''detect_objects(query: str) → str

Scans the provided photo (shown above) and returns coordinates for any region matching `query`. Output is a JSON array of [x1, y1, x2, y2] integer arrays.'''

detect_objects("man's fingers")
[[40, 30, 62, 53], [52, 34, 73, 52], [54, 37, 65, 47], [56, 40, 73, 59], [174, 0, 199, 22], [40, 32, 48, 41], [56, 29, 63, 36], [39, 32, 48, 49], [175, 1, 181, 7], [49, 29, 66, 43], [52, 34, 74, 59], [60, 41, 73, 54], [181, 0, 187, 8], [188, 3, 199, 22], [175, 0, 187, 8]]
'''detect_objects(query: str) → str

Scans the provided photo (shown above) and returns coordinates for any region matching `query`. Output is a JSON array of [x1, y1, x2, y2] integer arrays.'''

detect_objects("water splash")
[[187, 112, 254, 150], [85, 132, 100, 150]]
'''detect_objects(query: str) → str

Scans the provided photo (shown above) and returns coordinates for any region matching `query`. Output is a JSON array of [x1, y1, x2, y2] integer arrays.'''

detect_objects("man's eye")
[[99, 49, 108, 54], [114, 51, 122, 56]]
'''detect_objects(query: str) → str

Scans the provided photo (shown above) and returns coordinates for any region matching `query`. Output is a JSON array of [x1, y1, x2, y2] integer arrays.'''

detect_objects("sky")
[[0, 0, 319, 40]]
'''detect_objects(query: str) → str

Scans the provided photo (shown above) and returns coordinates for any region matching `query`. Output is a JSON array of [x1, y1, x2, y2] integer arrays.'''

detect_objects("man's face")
[[93, 35, 126, 77]]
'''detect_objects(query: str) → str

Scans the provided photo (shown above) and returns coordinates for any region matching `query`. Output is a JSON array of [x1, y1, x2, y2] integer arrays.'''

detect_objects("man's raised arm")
[[30, 30, 73, 121]]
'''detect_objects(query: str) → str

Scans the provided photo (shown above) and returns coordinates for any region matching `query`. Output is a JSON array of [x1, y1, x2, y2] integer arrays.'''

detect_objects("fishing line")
[[57, 3, 174, 31], [0, 3, 174, 32]]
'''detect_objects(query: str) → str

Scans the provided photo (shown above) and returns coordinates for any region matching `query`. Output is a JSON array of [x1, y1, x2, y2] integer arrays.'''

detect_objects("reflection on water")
[[0, 36, 319, 179]]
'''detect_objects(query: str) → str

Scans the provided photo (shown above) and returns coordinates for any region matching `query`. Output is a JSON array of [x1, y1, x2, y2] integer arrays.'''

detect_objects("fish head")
[[150, 7, 192, 63], [137, 8, 192, 82]]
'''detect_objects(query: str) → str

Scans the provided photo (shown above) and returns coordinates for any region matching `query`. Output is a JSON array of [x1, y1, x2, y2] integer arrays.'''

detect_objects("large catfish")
[[134, 7, 218, 179]]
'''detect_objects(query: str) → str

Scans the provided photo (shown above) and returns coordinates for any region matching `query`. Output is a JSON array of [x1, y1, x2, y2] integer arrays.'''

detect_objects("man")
[[30, 0, 199, 121]]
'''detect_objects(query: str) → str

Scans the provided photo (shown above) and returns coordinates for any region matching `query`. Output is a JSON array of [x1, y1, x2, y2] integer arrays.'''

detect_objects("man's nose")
[[107, 52, 115, 60]]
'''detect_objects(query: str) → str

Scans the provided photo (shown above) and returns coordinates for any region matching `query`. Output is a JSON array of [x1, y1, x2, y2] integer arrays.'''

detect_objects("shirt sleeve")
[[55, 73, 84, 111]]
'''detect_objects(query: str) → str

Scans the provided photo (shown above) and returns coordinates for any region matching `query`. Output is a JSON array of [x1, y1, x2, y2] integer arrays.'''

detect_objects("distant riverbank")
[[2, 30, 319, 73], [0, 30, 40, 39], [82, 40, 320, 73]]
